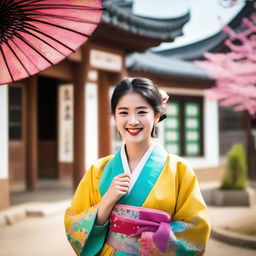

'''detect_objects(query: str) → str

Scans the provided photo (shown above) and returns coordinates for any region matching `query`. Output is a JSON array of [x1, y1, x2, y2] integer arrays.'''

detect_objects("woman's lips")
[[126, 128, 143, 136]]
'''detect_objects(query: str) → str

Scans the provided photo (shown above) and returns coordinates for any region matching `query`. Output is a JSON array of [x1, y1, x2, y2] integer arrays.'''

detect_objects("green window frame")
[[164, 95, 204, 157], [164, 102, 181, 155]]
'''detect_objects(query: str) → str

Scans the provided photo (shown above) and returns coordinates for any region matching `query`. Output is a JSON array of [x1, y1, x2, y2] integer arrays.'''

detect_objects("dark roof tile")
[[102, 1, 190, 41], [126, 52, 213, 81]]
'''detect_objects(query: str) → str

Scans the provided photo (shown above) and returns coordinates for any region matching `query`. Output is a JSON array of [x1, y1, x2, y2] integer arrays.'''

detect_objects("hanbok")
[[64, 142, 210, 255]]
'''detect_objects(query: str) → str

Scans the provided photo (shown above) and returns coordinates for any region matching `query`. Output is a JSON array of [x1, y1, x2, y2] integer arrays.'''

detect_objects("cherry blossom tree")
[[195, 7, 256, 117]]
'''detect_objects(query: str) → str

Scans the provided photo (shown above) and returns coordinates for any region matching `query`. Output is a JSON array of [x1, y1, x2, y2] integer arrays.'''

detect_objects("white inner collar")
[[121, 140, 156, 192]]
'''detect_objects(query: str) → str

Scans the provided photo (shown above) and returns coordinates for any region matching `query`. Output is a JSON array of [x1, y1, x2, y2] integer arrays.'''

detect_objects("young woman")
[[65, 77, 210, 255]]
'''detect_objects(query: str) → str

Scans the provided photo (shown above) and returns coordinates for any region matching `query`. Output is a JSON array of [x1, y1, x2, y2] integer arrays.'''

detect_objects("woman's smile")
[[126, 128, 143, 136]]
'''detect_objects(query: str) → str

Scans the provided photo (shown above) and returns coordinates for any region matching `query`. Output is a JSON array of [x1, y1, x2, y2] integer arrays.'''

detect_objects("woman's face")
[[115, 92, 160, 146]]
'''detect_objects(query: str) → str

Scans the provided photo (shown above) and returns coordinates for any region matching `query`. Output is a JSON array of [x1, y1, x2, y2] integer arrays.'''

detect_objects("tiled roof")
[[126, 51, 213, 81], [102, 1, 190, 41]]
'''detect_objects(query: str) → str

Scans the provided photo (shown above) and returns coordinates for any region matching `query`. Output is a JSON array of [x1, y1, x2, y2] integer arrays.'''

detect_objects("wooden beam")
[[72, 45, 90, 190], [40, 60, 72, 81], [25, 77, 38, 190], [98, 72, 112, 157], [97, 69, 125, 158]]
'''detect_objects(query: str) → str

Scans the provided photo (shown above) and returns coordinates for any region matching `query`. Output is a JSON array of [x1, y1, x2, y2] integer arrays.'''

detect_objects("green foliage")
[[221, 144, 248, 190]]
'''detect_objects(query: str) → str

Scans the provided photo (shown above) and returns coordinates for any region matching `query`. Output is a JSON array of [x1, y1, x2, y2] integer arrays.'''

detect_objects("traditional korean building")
[[152, 1, 255, 180], [0, 0, 190, 210]]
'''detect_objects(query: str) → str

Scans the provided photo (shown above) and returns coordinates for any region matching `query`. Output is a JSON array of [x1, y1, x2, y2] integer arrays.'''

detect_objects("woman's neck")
[[125, 139, 153, 164]]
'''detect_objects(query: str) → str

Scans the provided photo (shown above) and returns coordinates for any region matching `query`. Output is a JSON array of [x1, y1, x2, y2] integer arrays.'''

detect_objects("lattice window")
[[164, 95, 204, 157]]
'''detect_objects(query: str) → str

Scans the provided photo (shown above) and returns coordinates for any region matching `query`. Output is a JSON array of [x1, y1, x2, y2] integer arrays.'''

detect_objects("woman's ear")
[[154, 113, 161, 124]]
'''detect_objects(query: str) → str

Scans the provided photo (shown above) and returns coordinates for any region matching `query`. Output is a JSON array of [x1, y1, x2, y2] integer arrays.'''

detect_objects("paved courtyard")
[[0, 212, 255, 256]]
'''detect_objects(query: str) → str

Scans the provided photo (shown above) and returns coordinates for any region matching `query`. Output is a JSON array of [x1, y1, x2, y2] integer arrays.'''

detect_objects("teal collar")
[[98, 143, 168, 206]]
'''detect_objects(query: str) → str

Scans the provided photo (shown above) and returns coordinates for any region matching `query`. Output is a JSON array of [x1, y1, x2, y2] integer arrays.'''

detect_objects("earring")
[[152, 125, 158, 138]]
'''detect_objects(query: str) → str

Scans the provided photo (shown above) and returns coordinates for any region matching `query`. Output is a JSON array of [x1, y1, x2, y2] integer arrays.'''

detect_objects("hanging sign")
[[90, 49, 122, 71], [58, 85, 74, 163]]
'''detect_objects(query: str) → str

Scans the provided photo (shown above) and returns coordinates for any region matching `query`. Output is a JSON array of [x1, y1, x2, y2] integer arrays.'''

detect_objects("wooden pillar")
[[0, 85, 9, 209], [97, 69, 126, 157], [246, 112, 256, 181], [25, 77, 38, 190], [98, 72, 112, 158], [72, 45, 90, 190]]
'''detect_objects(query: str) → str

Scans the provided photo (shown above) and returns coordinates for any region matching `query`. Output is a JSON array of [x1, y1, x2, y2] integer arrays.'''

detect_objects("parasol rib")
[[15, 32, 54, 65], [21, 27, 67, 57], [11, 38, 41, 71], [0, 46, 14, 82], [21, 5, 104, 11], [28, 18, 91, 38], [23, 25, 75, 53], [26, 13, 100, 26], [5, 40, 31, 77]]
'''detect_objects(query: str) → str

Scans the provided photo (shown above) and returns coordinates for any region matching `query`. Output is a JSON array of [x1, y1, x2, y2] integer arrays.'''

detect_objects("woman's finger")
[[116, 173, 130, 179], [117, 186, 129, 193], [114, 181, 130, 188], [117, 177, 130, 183]]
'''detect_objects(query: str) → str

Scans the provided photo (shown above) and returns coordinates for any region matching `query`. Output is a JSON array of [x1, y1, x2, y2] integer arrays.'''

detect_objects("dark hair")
[[111, 77, 167, 137]]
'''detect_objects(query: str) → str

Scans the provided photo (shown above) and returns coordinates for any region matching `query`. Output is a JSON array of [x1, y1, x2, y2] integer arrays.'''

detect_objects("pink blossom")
[[195, 8, 256, 117]]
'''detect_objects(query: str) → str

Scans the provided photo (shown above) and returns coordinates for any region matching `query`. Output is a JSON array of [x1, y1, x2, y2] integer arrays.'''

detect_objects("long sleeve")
[[166, 161, 210, 255], [64, 157, 112, 256]]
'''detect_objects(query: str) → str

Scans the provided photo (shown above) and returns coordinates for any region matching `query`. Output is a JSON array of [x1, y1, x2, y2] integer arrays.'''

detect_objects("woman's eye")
[[119, 111, 128, 115], [138, 111, 147, 115]]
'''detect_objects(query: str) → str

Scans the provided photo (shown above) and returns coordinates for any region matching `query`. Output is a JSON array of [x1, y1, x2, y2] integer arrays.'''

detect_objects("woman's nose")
[[128, 115, 139, 125]]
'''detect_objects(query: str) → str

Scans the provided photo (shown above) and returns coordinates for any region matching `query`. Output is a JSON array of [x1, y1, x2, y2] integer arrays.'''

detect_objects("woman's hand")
[[96, 173, 130, 226], [104, 173, 130, 204]]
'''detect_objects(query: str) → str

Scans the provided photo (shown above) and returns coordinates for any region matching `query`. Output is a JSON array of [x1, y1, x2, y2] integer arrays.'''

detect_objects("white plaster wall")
[[85, 82, 98, 169], [0, 85, 8, 179], [184, 98, 219, 169]]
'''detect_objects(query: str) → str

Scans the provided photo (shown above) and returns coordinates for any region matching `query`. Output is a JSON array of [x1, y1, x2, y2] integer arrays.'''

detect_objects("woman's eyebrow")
[[117, 106, 148, 110], [117, 107, 128, 110], [136, 106, 148, 110]]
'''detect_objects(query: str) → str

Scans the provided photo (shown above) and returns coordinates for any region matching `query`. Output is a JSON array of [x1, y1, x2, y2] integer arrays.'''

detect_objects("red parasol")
[[0, 0, 103, 85]]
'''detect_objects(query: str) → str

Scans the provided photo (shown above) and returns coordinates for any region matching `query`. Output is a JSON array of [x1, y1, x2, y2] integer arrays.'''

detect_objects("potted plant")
[[213, 144, 255, 206]]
